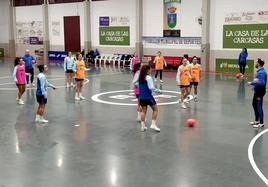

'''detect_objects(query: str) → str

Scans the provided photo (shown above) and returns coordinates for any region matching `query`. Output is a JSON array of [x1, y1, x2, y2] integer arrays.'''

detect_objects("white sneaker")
[[70, 82, 74, 87], [18, 99, 24, 105], [79, 95, 85, 100], [39, 117, 49, 123], [181, 103, 187, 109], [66, 83, 70, 88], [16, 97, 19, 101], [194, 96, 198, 102], [150, 124, 160, 132], [250, 121, 259, 126], [75, 96, 80, 101], [253, 123, 264, 128], [141, 125, 148, 132], [154, 78, 157, 82], [160, 80, 164, 83], [35, 116, 40, 122]]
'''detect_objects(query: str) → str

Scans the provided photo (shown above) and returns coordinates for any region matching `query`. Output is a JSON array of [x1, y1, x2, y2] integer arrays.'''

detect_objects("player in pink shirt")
[[130, 52, 139, 74], [132, 63, 142, 121], [13, 57, 26, 105]]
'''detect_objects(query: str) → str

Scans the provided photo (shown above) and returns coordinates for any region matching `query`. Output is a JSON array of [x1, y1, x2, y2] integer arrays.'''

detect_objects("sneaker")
[[194, 97, 198, 102], [66, 83, 70, 88], [35, 116, 40, 122], [16, 97, 19, 101], [154, 78, 157, 82], [181, 103, 187, 109], [141, 125, 148, 132], [39, 117, 49, 123], [79, 95, 86, 100], [250, 121, 259, 126], [18, 99, 24, 105], [160, 80, 164, 83], [75, 96, 80, 101], [70, 82, 74, 87], [178, 99, 182, 103], [253, 123, 264, 128], [150, 124, 160, 132]]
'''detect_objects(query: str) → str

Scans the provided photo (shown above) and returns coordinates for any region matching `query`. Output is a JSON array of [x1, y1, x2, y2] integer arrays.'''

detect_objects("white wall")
[[91, 0, 136, 48], [0, 0, 10, 44], [48, 2, 85, 50]]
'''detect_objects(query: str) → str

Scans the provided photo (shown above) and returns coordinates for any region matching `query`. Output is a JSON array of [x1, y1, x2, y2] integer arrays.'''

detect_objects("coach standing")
[[22, 49, 35, 87]]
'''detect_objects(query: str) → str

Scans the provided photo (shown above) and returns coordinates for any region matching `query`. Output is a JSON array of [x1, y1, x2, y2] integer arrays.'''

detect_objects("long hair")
[[139, 65, 150, 83], [133, 63, 141, 74], [14, 57, 20, 67]]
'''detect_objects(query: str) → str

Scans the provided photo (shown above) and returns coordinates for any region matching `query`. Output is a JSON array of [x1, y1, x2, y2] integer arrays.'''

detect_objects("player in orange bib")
[[74, 53, 86, 101], [189, 56, 201, 102], [176, 57, 191, 109], [153, 51, 167, 83]]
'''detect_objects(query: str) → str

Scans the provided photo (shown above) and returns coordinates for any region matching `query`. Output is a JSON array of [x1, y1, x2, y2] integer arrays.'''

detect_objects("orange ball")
[[187, 118, 196, 127]]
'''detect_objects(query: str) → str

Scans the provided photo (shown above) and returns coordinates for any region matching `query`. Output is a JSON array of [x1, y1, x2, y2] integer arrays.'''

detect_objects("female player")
[[130, 52, 139, 74], [132, 63, 142, 121], [189, 56, 202, 102], [138, 65, 161, 132], [13, 57, 26, 105], [176, 57, 191, 109], [74, 53, 86, 101], [64, 52, 75, 87], [154, 51, 167, 83], [238, 48, 248, 78], [35, 64, 56, 123]]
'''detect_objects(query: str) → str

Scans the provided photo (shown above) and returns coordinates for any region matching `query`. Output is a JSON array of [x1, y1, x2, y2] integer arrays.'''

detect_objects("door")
[[64, 16, 81, 52]]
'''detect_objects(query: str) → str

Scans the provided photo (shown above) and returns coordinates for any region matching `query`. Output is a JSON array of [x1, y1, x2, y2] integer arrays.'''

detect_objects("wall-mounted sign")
[[163, 0, 181, 37], [223, 24, 268, 49], [99, 26, 130, 46], [216, 58, 254, 74], [99, 17, 109, 26]]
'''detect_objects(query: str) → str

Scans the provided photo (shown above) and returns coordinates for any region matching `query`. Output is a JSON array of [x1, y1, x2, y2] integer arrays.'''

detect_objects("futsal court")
[[0, 59, 267, 187]]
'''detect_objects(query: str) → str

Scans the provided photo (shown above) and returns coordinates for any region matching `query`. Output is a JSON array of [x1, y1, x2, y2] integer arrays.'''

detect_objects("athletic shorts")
[[36, 95, 47, 105], [75, 78, 84, 82], [16, 83, 26, 87], [66, 70, 74, 73], [139, 98, 156, 107], [190, 82, 199, 88], [180, 85, 190, 88]]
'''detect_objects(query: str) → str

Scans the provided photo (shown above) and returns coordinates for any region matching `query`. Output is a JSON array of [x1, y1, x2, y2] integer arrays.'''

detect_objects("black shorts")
[[136, 94, 139, 99], [66, 70, 74, 73], [190, 82, 199, 88], [75, 78, 84, 82], [180, 85, 190, 88], [36, 95, 47, 105], [139, 98, 156, 107]]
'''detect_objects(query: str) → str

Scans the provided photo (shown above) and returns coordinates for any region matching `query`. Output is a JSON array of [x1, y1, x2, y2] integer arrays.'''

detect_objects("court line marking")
[[0, 72, 122, 90], [248, 128, 268, 186], [91, 90, 181, 106]]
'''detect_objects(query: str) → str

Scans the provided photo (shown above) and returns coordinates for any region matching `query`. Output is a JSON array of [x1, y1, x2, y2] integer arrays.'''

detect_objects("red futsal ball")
[[187, 118, 196, 127]]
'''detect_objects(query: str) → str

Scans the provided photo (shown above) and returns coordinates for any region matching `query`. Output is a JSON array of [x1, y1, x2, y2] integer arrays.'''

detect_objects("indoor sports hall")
[[0, 0, 268, 187]]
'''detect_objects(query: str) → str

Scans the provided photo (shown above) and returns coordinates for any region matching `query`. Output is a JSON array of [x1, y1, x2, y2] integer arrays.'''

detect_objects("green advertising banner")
[[216, 58, 254, 74], [99, 26, 130, 46], [223, 24, 268, 48], [0, 48, 4, 57]]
